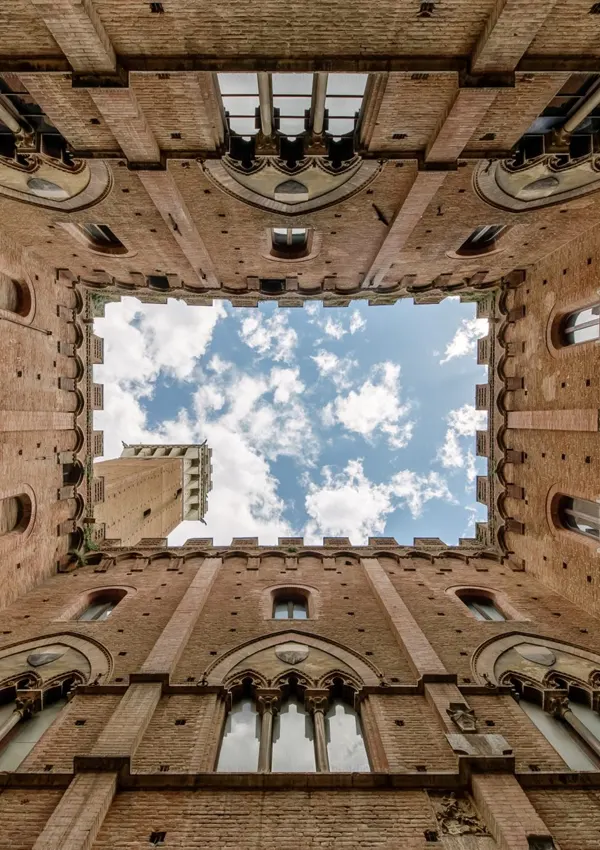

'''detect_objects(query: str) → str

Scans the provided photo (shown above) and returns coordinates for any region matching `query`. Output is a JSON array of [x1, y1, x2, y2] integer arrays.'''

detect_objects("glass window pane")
[[325, 97, 363, 117], [217, 699, 260, 772], [0, 698, 66, 771], [79, 600, 114, 621], [327, 118, 356, 135], [271, 697, 316, 771], [229, 117, 258, 136], [273, 96, 312, 116], [569, 701, 600, 742], [292, 602, 307, 619], [475, 600, 505, 622], [273, 601, 289, 619], [272, 73, 313, 95], [217, 73, 258, 95], [326, 74, 368, 96], [466, 600, 487, 621], [570, 323, 599, 344], [222, 96, 259, 116], [520, 699, 599, 771], [278, 117, 306, 135], [326, 701, 370, 772]]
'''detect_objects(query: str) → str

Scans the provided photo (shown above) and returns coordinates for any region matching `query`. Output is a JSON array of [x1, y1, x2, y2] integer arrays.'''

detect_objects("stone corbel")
[[446, 701, 477, 733]]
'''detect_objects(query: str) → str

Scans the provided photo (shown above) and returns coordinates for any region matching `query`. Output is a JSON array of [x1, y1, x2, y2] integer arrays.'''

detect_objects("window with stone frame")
[[559, 304, 600, 346], [557, 495, 600, 540]]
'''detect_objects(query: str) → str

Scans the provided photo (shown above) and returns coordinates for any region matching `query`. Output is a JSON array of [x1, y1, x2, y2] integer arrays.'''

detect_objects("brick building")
[[0, 1, 600, 848], [93, 443, 213, 546]]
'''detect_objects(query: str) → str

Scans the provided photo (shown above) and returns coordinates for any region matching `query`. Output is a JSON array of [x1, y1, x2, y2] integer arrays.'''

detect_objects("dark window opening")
[[260, 278, 286, 295], [147, 275, 170, 291], [75, 223, 128, 255], [456, 225, 507, 256], [143, 508, 151, 518], [271, 227, 309, 260], [78, 589, 127, 622], [457, 592, 506, 621]]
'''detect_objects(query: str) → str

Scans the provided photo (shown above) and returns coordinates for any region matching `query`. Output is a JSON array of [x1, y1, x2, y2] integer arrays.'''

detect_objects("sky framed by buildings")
[[93, 296, 488, 546]]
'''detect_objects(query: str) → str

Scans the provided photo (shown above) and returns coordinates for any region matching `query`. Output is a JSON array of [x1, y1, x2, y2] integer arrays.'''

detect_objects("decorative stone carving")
[[255, 688, 281, 715], [515, 644, 556, 667], [275, 642, 309, 665], [544, 691, 569, 718], [430, 792, 488, 836], [304, 689, 330, 714], [446, 702, 477, 732], [27, 651, 64, 668]]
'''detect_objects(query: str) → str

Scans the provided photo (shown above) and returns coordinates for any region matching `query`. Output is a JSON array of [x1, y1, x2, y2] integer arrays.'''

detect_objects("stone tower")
[[93, 443, 212, 546]]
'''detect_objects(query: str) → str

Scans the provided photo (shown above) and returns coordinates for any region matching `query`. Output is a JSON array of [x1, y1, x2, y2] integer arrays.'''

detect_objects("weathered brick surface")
[[0, 789, 64, 850], [527, 790, 600, 850], [501, 227, 600, 614], [371, 694, 457, 771], [32, 773, 116, 850], [174, 554, 415, 683], [91, 790, 438, 848], [29, 0, 116, 74], [472, 0, 560, 73]]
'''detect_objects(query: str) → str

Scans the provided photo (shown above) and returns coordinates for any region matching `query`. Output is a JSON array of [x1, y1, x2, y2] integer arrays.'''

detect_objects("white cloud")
[[270, 367, 304, 404], [327, 362, 414, 449], [238, 310, 297, 362], [440, 317, 488, 364], [436, 404, 487, 471], [304, 460, 455, 544], [306, 304, 367, 340], [311, 349, 357, 390]]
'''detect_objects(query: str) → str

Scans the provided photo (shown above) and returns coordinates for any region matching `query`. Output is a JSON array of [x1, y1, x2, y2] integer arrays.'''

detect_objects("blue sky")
[[93, 297, 488, 546]]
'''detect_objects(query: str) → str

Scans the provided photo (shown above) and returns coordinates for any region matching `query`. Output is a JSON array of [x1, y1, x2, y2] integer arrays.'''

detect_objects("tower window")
[[456, 225, 507, 256], [273, 594, 308, 619], [66, 223, 128, 255], [0, 273, 31, 317], [0, 494, 33, 536], [456, 591, 506, 621], [556, 495, 600, 540], [560, 304, 600, 346], [271, 227, 309, 259], [78, 589, 127, 622]]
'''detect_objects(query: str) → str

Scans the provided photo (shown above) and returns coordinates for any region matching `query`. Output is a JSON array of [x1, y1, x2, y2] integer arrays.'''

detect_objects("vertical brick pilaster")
[[472, 0, 560, 74], [90, 683, 162, 758], [472, 774, 555, 850], [30, 0, 116, 74], [361, 558, 448, 677], [365, 171, 448, 287], [507, 409, 600, 431], [88, 87, 160, 163], [426, 88, 499, 163], [137, 169, 219, 288], [141, 557, 222, 675], [32, 772, 116, 850]]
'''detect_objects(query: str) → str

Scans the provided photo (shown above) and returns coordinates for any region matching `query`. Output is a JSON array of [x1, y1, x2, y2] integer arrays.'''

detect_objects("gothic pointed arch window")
[[217, 673, 370, 773], [0, 676, 75, 771]]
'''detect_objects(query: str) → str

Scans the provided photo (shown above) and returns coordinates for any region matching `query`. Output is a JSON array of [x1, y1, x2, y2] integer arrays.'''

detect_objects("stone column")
[[256, 688, 280, 773], [305, 689, 330, 772]]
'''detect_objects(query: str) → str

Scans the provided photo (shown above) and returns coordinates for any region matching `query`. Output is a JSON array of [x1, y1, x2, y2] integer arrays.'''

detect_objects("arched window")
[[78, 589, 127, 621], [0, 494, 32, 537], [216, 698, 260, 772], [0, 273, 31, 317], [326, 699, 370, 771], [557, 495, 600, 540], [273, 594, 308, 620], [519, 697, 600, 772], [457, 591, 506, 621], [271, 227, 309, 259], [560, 304, 600, 346], [217, 678, 369, 773], [62, 222, 128, 256], [456, 225, 507, 257], [0, 678, 73, 771]]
